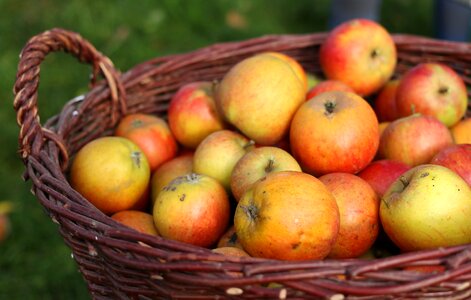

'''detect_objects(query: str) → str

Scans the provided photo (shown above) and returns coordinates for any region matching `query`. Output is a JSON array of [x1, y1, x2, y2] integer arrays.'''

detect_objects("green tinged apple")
[[380, 164, 471, 252]]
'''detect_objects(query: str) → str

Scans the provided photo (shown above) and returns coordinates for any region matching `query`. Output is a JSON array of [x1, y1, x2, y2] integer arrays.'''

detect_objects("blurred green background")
[[0, 0, 440, 298]]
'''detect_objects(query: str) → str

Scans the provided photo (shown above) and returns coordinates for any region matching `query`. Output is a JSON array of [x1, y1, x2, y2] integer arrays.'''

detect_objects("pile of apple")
[[69, 19, 471, 261]]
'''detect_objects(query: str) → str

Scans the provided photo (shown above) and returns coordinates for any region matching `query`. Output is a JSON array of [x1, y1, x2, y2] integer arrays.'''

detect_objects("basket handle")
[[13, 28, 126, 170]]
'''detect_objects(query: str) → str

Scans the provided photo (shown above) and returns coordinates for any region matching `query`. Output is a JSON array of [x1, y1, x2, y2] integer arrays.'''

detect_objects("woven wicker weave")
[[13, 28, 471, 300]]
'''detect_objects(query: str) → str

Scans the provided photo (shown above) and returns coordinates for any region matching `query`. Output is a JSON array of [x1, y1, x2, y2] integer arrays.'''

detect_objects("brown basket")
[[13, 28, 471, 300]]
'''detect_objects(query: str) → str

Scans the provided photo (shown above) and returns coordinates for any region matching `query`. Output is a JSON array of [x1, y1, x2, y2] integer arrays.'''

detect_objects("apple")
[[153, 173, 230, 247], [150, 153, 193, 203], [215, 52, 306, 145], [115, 113, 178, 171], [395, 63, 468, 127], [374, 79, 400, 122], [378, 114, 454, 166], [378, 122, 390, 137], [290, 91, 379, 176], [0, 201, 12, 243], [319, 173, 379, 259], [217, 225, 243, 249], [111, 210, 159, 236], [357, 159, 411, 198], [305, 80, 354, 101], [193, 130, 254, 190], [234, 171, 339, 260], [306, 73, 323, 89], [267, 52, 308, 92], [319, 19, 397, 96], [168, 81, 227, 149], [451, 118, 471, 144], [230, 146, 301, 201], [70, 137, 150, 215], [380, 164, 471, 252], [430, 144, 471, 185], [212, 247, 250, 258], [0, 215, 9, 243]]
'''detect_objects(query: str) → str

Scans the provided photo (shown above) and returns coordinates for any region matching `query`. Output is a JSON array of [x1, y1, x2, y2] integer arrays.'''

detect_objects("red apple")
[[153, 173, 230, 248], [168, 81, 227, 149], [115, 113, 178, 172], [374, 79, 400, 122], [357, 159, 411, 198], [319, 173, 379, 259], [319, 19, 397, 96], [396, 63, 467, 127], [430, 144, 471, 185], [290, 91, 379, 176], [379, 114, 454, 166], [306, 80, 354, 101], [150, 152, 193, 203]]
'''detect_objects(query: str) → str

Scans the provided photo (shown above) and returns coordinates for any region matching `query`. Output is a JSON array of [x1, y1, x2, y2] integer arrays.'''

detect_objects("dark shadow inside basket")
[[31, 32, 471, 299]]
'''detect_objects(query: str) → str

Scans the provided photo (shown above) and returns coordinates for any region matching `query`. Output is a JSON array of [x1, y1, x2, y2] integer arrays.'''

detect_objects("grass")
[[0, 0, 437, 298]]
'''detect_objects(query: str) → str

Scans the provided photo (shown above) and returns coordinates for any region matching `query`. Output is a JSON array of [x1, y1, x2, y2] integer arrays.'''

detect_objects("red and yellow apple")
[[150, 152, 193, 203], [153, 173, 230, 247], [378, 114, 454, 166], [319, 19, 397, 96], [193, 130, 254, 190], [212, 247, 250, 257], [70, 137, 150, 215], [319, 173, 379, 259], [111, 210, 159, 236], [234, 171, 340, 260], [216, 52, 306, 145], [230, 146, 301, 201], [168, 81, 227, 149], [305, 80, 354, 101], [380, 164, 471, 252], [374, 79, 400, 122], [115, 113, 178, 171], [357, 159, 411, 198], [395, 63, 467, 127], [0, 201, 12, 243], [217, 225, 243, 249], [430, 144, 471, 185], [290, 91, 379, 176]]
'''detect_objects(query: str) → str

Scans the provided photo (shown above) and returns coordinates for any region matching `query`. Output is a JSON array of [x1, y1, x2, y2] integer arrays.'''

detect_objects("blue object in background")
[[435, 0, 471, 41], [328, 0, 382, 29], [329, 0, 471, 42]]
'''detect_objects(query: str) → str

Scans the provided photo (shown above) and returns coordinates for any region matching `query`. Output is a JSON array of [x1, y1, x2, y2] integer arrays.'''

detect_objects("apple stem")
[[438, 86, 449, 95], [244, 140, 255, 150], [186, 173, 200, 183], [241, 204, 258, 222], [324, 101, 336, 115], [211, 79, 219, 93], [371, 48, 380, 59], [265, 158, 275, 173], [131, 119, 144, 128], [399, 175, 409, 189], [131, 151, 142, 168]]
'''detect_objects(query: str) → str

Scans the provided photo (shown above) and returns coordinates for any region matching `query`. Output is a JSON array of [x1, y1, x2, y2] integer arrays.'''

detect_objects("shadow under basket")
[[13, 28, 471, 300]]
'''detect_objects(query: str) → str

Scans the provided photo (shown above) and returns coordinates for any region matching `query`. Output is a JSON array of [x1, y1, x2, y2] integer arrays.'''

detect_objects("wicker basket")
[[13, 28, 471, 300]]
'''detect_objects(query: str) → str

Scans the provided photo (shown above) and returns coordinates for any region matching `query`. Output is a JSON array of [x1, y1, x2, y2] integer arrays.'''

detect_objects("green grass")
[[0, 0, 436, 298]]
